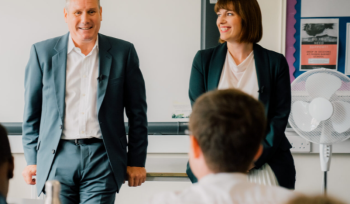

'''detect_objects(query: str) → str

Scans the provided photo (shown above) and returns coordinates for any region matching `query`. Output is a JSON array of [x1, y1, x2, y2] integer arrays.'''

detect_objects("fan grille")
[[289, 69, 350, 145]]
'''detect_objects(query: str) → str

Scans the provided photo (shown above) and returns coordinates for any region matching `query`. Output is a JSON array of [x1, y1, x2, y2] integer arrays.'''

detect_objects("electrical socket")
[[287, 136, 311, 153]]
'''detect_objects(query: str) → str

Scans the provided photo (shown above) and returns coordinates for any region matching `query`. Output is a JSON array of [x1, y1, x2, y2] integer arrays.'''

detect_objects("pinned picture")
[[300, 18, 339, 71], [171, 101, 191, 120]]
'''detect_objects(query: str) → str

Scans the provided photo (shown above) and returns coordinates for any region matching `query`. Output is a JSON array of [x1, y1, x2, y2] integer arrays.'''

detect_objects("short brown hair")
[[189, 89, 266, 173], [286, 195, 346, 204], [215, 0, 263, 44], [0, 124, 11, 166]]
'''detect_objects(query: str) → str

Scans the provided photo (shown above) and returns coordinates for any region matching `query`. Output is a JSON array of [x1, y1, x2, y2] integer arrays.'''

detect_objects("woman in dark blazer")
[[186, 0, 296, 189]]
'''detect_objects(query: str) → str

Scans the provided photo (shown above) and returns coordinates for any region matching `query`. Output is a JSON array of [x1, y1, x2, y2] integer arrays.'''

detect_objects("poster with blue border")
[[286, 0, 350, 81]]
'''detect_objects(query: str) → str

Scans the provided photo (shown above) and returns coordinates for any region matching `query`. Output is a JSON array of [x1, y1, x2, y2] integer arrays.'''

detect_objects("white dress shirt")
[[61, 35, 101, 139], [145, 173, 297, 204], [218, 50, 259, 99]]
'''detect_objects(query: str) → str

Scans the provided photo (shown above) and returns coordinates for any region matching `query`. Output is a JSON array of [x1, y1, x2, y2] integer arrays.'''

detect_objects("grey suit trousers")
[[47, 140, 118, 204]]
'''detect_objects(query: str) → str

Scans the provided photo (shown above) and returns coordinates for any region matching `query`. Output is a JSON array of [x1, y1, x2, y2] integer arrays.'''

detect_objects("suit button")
[[52, 149, 56, 154]]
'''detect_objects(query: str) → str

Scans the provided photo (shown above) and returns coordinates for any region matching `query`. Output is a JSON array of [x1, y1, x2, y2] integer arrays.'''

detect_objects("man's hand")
[[126, 166, 146, 187], [22, 165, 37, 185]]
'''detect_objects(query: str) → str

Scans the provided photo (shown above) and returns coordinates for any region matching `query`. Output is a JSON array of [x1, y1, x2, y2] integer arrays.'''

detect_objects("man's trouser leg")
[[47, 139, 118, 204]]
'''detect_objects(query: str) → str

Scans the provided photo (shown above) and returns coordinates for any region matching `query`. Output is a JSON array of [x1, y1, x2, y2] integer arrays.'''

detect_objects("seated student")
[[0, 124, 14, 204], [145, 89, 297, 204]]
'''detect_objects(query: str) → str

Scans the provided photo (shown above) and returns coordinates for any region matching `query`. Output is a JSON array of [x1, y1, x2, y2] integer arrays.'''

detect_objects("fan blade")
[[292, 101, 320, 132], [306, 73, 341, 100], [331, 101, 350, 133]]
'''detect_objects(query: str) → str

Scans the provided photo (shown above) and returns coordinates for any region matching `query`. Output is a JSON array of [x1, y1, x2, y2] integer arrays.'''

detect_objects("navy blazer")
[[187, 43, 295, 189], [22, 33, 148, 195]]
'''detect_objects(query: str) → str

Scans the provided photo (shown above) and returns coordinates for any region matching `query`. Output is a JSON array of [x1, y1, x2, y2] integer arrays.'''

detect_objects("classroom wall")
[[0, 0, 284, 123]]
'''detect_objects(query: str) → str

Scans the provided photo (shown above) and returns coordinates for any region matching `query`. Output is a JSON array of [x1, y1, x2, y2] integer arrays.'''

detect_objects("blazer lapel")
[[253, 44, 270, 107], [97, 34, 112, 114], [208, 43, 227, 91], [52, 33, 69, 123]]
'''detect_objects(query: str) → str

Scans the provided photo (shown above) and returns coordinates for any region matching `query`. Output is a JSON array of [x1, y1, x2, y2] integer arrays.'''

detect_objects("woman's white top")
[[218, 50, 259, 99], [218, 50, 279, 187]]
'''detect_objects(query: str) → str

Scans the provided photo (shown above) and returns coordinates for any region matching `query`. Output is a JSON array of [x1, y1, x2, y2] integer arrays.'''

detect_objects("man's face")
[[64, 0, 102, 44]]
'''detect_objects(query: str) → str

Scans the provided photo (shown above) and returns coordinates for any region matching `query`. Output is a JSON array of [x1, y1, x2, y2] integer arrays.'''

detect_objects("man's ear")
[[100, 7, 103, 21], [64, 8, 68, 23], [253, 144, 263, 162], [8, 156, 14, 179], [190, 136, 201, 159]]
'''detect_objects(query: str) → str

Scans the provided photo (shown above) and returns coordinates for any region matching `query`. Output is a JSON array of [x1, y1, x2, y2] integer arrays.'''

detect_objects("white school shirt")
[[145, 173, 297, 204], [218, 50, 259, 99], [61, 35, 101, 139]]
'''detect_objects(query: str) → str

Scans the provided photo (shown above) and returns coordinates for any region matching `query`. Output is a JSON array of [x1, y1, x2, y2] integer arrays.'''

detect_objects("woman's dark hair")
[[215, 0, 263, 44]]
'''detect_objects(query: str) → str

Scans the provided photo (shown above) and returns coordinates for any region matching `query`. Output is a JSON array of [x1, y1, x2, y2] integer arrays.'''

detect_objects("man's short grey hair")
[[65, 0, 101, 10]]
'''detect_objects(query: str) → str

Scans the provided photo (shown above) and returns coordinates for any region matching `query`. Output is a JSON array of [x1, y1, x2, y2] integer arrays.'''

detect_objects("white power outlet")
[[287, 135, 311, 153]]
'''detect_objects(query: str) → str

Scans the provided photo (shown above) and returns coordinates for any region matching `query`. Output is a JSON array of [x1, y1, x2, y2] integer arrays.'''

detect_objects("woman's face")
[[216, 7, 242, 43]]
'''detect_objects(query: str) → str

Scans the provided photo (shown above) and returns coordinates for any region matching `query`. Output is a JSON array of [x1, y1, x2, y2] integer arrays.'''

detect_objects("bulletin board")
[[286, 0, 350, 82]]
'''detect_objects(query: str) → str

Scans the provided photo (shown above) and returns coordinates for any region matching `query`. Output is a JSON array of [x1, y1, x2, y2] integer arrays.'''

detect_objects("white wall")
[[294, 154, 350, 202], [0, 0, 285, 122]]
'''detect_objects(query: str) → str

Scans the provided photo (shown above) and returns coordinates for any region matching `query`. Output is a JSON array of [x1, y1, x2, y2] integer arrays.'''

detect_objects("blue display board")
[[292, 0, 350, 78]]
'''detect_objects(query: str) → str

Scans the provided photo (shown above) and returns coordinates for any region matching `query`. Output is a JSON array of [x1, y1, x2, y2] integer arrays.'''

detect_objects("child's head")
[[286, 195, 346, 204], [0, 124, 14, 198], [188, 89, 266, 179]]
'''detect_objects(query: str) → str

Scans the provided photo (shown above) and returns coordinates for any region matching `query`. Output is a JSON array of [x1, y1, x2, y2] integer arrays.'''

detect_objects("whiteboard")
[[0, 0, 285, 122]]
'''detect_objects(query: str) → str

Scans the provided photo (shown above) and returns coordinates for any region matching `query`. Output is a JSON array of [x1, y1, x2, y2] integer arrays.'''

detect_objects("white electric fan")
[[288, 68, 350, 194]]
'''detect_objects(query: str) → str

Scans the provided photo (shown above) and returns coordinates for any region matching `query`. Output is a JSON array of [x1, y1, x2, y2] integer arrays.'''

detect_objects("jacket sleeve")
[[189, 51, 206, 106], [124, 44, 148, 167], [254, 55, 292, 169], [22, 45, 43, 166]]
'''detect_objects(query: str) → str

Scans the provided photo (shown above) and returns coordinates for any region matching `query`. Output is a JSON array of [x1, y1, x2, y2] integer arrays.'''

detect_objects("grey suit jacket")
[[22, 32, 148, 195]]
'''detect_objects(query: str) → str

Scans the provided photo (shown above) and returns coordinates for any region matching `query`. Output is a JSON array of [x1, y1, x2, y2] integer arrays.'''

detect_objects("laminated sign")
[[300, 19, 339, 71]]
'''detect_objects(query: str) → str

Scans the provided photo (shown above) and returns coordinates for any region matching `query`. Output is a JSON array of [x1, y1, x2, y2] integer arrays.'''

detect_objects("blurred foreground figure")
[[286, 195, 346, 204], [0, 124, 14, 204]]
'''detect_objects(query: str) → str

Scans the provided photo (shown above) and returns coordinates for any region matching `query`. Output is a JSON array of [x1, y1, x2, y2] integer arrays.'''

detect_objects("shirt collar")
[[199, 172, 248, 184], [67, 34, 99, 54], [227, 50, 254, 69]]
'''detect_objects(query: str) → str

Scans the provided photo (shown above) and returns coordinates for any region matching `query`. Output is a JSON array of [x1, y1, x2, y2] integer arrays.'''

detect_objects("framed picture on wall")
[[300, 18, 339, 71], [286, 0, 350, 81]]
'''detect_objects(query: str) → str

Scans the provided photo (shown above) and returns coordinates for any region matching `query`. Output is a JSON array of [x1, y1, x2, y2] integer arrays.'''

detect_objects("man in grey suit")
[[22, 0, 148, 203]]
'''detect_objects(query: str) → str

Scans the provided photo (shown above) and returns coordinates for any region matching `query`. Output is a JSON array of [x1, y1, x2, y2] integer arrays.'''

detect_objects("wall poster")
[[300, 19, 339, 71]]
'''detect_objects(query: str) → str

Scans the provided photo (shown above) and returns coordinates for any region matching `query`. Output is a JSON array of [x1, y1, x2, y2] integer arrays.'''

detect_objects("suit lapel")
[[97, 34, 112, 114], [52, 33, 69, 123], [208, 43, 227, 91], [253, 44, 270, 107]]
